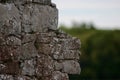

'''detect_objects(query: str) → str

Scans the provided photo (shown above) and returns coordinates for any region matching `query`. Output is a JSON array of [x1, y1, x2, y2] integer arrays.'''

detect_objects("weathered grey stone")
[[63, 50, 80, 60], [21, 5, 58, 33], [54, 61, 63, 71], [53, 50, 80, 60], [20, 42, 38, 60], [36, 32, 56, 43], [0, 34, 6, 45], [56, 32, 71, 39], [0, 34, 21, 46], [53, 39, 80, 60], [0, 0, 81, 80], [0, 3, 21, 36], [0, 46, 20, 61], [54, 60, 81, 74], [5, 36, 21, 46], [22, 33, 36, 44], [62, 60, 81, 74], [58, 38, 80, 50], [52, 71, 69, 80], [21, 59, 36, 76], [0, 61, 20, 75], [53, 52, 64, 60], [0, 75, 14, 80], [37, 43, 54, 55], [36, 54, 54, 77]]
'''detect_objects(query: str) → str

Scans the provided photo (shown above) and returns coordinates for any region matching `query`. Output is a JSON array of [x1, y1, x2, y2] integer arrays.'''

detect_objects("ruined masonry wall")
[[0, 0, 81, 80]]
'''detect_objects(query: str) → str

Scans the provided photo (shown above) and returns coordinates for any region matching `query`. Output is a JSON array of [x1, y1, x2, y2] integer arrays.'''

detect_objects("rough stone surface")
[[52, 71, 69, 80], [0, 61, 20, 74], [0, 0, 81, 80]]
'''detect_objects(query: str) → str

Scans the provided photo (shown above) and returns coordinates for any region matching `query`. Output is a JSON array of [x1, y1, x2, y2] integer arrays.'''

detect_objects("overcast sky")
[[52, 0, 120, 29]]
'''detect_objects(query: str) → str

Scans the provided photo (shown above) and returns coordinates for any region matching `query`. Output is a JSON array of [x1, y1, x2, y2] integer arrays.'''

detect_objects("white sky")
[[52, 0, 120, 29]]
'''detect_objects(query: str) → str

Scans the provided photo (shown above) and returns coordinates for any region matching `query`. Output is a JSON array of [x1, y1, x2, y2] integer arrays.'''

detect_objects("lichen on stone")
[[0, 0, 81, 80]]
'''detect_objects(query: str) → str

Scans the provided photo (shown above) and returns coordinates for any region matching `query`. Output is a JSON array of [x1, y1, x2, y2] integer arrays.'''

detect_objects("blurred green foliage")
[[59, 22, 120, 80]]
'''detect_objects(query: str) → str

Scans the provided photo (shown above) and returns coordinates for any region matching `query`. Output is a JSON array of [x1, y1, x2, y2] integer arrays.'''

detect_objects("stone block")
[[0, 34, 5, 46], [22, 33, 36, 44], [63, 50, 80, 60], [54, 60, 81, 74], [36, 54, 54, 77], [21, 59, 36, 76], [35, 32, 55, 43], [21, 5, 58, 33], [57, 32, 70, 39], [37, 43, 54, 55], [54, 61, 63, 71], [52, 43, 63, 59], [59, 38, 80, 50], [41, 76, 53, 80], [20, 42, 38, 60], [52, 71, 69, 80], [53, 50, 80, 60], [0, 61, 20, 75], [0, 46, 20, 61], [53, 41, 80, 60], [0, 75, 14, 80], [5, 36, 21, 46], [0, 3, 21, 36], [62, 60, 81, 74], [0, 35, 21, 46]]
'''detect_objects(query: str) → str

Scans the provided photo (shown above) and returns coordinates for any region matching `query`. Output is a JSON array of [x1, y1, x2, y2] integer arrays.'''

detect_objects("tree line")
[[59, 22, 120, 80]]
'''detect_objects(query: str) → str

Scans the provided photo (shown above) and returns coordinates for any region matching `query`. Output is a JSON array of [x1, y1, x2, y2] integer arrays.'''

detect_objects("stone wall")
[[0, 0, 81, 80]]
